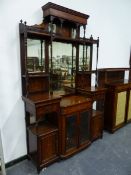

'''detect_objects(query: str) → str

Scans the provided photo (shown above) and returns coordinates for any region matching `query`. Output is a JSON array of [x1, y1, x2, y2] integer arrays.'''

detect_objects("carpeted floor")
[[6, 123, 131, 175]]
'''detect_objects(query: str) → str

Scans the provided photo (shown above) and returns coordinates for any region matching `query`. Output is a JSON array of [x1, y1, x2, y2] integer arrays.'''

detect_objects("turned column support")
[[95, 37, 99, 87]]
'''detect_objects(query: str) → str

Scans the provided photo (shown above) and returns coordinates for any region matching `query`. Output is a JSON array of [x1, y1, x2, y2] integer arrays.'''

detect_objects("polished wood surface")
[[29, 122, 58, 136], [42, 2, 89, 25], [77, 86, 106, 100], [60, 95, 91, 108], [23, 92, 61, 103]]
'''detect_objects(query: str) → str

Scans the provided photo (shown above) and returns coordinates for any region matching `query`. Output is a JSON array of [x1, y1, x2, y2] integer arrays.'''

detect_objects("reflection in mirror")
[[79, 45, 90, 71], [27, 39, 45, 73], [49, 42, 76, 92]]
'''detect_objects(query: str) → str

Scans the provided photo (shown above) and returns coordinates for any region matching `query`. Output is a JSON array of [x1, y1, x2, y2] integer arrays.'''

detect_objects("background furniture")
[[97, 68, 131, 133], [104, 80, 131, 133]]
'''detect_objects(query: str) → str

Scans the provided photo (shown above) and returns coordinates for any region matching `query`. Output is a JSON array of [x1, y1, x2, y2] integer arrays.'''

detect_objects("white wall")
[[0, 0, 131, 163]]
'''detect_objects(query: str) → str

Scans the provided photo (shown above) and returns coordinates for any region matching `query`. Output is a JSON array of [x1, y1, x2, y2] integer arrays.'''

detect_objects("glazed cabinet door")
[[115, 91, 127, 126], [79, 110, 90, 146], [65, 114, 77, 152]]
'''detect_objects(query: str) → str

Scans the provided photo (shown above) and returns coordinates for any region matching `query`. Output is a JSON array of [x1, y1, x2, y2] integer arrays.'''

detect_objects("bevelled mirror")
[[49, 41, 76, 92], [79, 45, 91, 71], [27, 39, 45, 73]]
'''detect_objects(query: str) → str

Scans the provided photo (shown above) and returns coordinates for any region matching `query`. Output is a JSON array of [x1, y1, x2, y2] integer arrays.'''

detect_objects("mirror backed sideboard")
[[19, 2, 131, 173]]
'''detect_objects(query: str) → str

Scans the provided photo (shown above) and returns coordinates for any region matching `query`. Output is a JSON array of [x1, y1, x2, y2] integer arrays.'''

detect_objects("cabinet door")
[[90, 114, 103, 141], [127, 90, 131, 121], [79, 110, 90, 145], [66, 115, 77, 151], [39, 132, 58, 165], [115, 91, 127, 126]]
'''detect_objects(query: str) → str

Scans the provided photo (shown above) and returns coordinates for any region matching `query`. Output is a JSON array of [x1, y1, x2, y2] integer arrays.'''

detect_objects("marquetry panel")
[[115, 91, 126, 126]]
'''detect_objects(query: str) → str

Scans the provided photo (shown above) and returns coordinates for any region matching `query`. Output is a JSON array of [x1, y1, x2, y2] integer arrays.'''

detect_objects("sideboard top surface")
[[105, 79, 131, 87], [60, 95, 92, 108], [22, 92, 61, 104]]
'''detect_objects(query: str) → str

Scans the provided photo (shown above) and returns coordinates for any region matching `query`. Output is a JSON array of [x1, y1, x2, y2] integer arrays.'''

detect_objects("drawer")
[[61, 102, 92, 115], [36, 103, 60, 117]]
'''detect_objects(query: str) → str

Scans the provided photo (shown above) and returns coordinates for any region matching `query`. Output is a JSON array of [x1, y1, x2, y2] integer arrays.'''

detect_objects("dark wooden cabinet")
[[23, 93, 61, 172], [19, 2, 100, 172], [104, 80, 131, 133], [60, 95, 92, 158], [28, 122, 58, 170], [97, 68, 131, 133]]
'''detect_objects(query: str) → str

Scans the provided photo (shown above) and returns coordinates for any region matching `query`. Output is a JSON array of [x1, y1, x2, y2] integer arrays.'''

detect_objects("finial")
[[97, 37, 99, 47], [90, 35, 93, 40], [24, 21, 27, 26], [129, 46, 131, 67], [20, 19, 23, 23]]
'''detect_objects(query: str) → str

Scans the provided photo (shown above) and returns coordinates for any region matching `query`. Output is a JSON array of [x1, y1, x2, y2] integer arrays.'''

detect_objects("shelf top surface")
[[77, 86, 106, 92], [105, 79, 131, 87], [29, 122, 58, 136], [22, 92, 61, 104]]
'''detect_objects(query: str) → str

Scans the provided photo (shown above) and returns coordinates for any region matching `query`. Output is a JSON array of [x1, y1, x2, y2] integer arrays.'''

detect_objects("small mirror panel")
[[27, 39, 45, 73], [79, 45, 91, 71]]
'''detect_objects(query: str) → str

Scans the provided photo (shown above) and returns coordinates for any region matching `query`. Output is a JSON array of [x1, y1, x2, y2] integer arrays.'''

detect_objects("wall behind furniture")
[[0, 0, 131, 163]]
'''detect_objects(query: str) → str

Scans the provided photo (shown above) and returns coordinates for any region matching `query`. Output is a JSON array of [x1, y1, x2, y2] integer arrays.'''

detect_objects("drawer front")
[[36, 103, 59, 118], [61, 102, 92, 115]]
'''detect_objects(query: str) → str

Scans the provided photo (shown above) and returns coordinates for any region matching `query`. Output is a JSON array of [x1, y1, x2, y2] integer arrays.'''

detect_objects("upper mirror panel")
[[79, 45, 91, 71], [49, 42, 76, 91], [27, 39, 45, 73]]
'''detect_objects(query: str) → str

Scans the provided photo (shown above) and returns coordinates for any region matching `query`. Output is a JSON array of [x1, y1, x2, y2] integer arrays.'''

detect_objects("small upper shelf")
[[42, 2, 89, 25]]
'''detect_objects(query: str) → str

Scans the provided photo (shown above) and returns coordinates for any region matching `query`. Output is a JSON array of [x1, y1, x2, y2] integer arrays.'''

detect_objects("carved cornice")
[[42, 2, 89, 19]]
